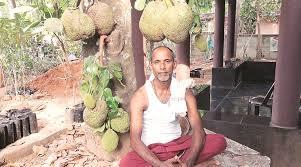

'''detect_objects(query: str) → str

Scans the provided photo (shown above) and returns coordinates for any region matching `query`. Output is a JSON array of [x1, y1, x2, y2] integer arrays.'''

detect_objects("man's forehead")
[[152, 48, 174, 60]]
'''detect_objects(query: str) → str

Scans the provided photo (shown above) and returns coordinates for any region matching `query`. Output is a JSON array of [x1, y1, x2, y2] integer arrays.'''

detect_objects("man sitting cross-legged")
[[120, 46, 226, 167]]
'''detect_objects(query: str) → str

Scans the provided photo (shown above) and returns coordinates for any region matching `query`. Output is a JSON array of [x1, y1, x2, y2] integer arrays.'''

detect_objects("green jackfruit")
[[139, 1, 167, 42], [111, 110, 129, 133], [134, 0, 147, 11], [87, 2, 115, 35], [80, 81, 89, 97], [61, 8, 95, 41], [194, 34, 207, 52], [101, 129, 119, 152], [83, 99, 108, 128], [161, 3, 193, 43], [83, 94, 96, 109], [94, 99, 108, 113]]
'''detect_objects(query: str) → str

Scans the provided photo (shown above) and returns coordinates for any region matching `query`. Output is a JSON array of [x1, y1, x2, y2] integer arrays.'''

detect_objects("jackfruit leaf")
[[86, 63, 100, 76], [84, 57, 96, 70], [103, 88, 113, 98], [108, 63, 122, 73], [108, 109, 120, 119], [98, 69, 112, 89], [44, 18, 63, 33], [89, 76, 99, 93], [190, 14, 201, 34], [94, 124, 106, 133], [134, 0, 147, 11], [106, 96, 119, 111], [108, 63, 124, 86]]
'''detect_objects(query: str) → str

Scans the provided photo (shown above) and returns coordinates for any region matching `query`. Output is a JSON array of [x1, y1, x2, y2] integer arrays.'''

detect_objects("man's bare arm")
[[129, 88, 163, 167], [183, 89, 206, 167]]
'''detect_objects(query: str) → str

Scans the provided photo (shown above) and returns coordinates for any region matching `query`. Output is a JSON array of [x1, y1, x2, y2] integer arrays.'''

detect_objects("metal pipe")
[[271, 0, 301, 129], [225, 0, 236, 61], [213, 0, 225, 67]]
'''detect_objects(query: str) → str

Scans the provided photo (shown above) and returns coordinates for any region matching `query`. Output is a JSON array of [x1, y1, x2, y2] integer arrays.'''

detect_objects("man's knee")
[[208, 134, 227, 153], [119, 155, 130, 167], [119, 152, 148, 167]]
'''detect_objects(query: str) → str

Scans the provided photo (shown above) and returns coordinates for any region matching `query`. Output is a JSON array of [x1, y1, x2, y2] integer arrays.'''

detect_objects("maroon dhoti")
[[120, 134, 227, 167]]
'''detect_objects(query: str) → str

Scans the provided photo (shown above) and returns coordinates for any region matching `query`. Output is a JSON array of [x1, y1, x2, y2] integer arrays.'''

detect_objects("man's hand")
[[159, 156, 186, 167]]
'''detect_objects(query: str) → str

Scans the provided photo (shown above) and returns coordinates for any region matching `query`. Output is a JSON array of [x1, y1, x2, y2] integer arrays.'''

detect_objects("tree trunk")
[[7, 0, 16, 19], [256, 2, 262, 59]]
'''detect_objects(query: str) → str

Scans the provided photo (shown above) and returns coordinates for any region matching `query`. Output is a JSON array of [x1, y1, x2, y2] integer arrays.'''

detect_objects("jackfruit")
[[134, 0, 147, 11], [80, 81, 89, 97], [94, 99, 108, 114], [101, 129, 119, 152], [194, 34, 207, 52], [161, 3, 193, 43], [87, 2, 115, 35], [139, 1, 167, 42], [83, 99, 108, 128], [111, 109, 129, 133], [83, 94, 96, 109], [44, 18, 63, 33], [61, 8, 95, 41]]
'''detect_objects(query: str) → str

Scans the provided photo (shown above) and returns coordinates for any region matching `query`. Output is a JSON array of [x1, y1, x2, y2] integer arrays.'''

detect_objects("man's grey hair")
[[150, 46, 176, 61]]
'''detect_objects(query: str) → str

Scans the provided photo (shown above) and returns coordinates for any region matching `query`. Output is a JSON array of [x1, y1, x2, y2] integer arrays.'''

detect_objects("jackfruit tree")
[[80, 56, 129, 152]]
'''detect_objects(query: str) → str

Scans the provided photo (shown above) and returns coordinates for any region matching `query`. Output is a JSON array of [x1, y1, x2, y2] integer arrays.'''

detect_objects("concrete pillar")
[[225, 0, 236, 61], [213, 0, 225, 68], [131, 0, 146, 88], [271, 0, 301, 129]]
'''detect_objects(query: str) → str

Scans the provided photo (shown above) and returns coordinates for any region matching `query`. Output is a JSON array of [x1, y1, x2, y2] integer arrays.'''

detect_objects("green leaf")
[[108, 63, 122, 72], [106, 96, 119, 110], [23, 20, 41, 33], [107, 109, 120, 119], [85, 63, 99, 76], [0, 2, 5, 6], [103, 88, 113, 98], [84, 57, 96, 71], [108, 63, 124, 85], [188, 0, 194, 8], [98, 69, 111, 88]]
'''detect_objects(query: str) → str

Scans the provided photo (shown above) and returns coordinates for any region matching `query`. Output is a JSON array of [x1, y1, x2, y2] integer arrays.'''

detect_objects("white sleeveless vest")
[[141, 78, 187, 146]]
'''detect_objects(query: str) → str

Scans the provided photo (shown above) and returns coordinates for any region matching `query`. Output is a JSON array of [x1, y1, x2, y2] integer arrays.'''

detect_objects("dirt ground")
[[3, 124, 119, 167], [0, 57, 213, 166]]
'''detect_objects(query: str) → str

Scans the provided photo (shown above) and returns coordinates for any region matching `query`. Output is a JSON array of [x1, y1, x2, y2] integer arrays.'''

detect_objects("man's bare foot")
[[194, 159, 220, 167]]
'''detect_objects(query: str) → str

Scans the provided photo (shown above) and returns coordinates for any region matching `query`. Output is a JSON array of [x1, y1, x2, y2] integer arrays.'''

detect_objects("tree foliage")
[[0, 0, 78, 94], [240, 0, 281, 34]]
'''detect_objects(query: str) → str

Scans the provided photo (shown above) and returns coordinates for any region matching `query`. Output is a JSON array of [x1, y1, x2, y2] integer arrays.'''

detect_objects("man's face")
[[151, 48, 176, 82]]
